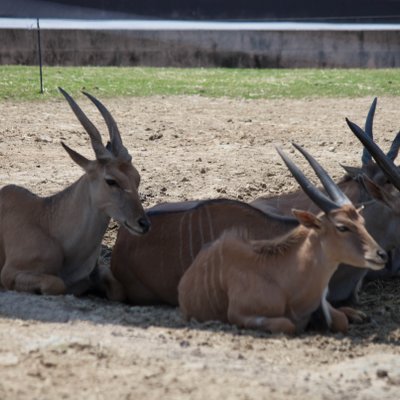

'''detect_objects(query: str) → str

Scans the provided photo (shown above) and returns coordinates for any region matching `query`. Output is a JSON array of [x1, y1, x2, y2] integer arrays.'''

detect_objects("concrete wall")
[[1, 28, 400, 68]]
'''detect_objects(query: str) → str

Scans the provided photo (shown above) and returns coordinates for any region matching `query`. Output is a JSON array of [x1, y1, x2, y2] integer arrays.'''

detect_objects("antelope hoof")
[[339, 307, 370, 324], [41, 279, 67, 295]]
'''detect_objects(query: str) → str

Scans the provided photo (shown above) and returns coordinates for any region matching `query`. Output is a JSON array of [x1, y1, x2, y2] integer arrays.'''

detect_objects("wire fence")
[[2, 17, 400, 93]]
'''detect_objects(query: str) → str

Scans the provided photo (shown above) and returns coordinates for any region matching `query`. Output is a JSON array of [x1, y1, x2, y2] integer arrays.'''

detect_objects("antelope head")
[[277, 143, 387, 270], [59, 88, 150, 235], [341, 98, 400, 192], [346, 116, 400, 245]]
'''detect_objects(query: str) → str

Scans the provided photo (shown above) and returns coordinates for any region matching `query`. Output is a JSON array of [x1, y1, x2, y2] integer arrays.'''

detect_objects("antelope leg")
[[10, 271, 66, 295], [227, 279, 295, 334], [95, 264, 127, 302], [327, 304, 349, 333]]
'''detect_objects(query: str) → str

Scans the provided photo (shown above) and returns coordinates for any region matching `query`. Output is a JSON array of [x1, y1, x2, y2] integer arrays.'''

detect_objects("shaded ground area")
[[0, 96, 399, 399]]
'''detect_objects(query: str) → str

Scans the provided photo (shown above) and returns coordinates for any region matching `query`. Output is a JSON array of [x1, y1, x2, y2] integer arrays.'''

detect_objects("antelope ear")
[[61, 142, 92, 171], [340, 164, 363, 178], [362, 174, 400, 211], [361, 175, 384, 201], [292, 209, 322, 229]]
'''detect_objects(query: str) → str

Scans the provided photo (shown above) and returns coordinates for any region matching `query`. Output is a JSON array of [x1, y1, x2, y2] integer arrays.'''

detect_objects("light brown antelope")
[[251, 98, 400, 306], [178, 145, 387, 334], [0, 88, 150, 298]]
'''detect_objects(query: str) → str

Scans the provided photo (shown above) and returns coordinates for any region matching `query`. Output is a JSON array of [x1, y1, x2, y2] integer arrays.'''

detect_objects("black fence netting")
[[1, 0, 400, 22]]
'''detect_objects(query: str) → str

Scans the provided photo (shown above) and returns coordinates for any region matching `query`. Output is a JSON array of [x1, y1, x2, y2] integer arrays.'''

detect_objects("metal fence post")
[[37, 18, 43, 94]]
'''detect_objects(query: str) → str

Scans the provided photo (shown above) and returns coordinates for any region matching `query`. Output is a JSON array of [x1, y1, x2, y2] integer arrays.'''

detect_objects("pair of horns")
[[361, 97, 400, 165], [347, 118, 400, 191], [59, 87, 131, 162], [277, 143, 351, 213]]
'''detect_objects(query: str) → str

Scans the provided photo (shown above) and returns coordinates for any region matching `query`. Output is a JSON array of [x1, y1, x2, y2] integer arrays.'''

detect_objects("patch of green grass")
[[0, 66, 399, 101]]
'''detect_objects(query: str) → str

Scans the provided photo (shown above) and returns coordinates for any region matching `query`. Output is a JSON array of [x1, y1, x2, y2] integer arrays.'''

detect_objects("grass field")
[[0, 66, 399, 100]]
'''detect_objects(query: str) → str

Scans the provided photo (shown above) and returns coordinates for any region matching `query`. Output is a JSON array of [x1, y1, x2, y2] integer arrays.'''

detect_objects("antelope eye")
[[105, 178, 119, 187], [336, 225, 350, 232]]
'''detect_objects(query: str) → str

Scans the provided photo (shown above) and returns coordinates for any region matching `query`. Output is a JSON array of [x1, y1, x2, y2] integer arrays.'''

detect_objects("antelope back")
[[111, 199, 299, 305], [252, 162, 397, 216]]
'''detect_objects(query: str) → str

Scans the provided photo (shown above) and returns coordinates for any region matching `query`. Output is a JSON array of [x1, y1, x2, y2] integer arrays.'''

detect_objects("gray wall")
[[1, 28, 400, 68]]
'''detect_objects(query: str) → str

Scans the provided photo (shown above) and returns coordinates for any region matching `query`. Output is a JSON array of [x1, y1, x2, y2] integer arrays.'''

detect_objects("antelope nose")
[[377, 249, 388, 264], [138, 217, 151, 234]]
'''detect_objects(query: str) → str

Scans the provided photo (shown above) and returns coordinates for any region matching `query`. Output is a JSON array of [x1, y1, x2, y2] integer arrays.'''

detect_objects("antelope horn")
[[361, 97, 377, 166], [386, 131, 400, 161], [292, 143, 351, 206], [82, 91, 132, 162], [276, 146, 339, 213], [346, 118, 400, 191], [58, 87, 111, 160]]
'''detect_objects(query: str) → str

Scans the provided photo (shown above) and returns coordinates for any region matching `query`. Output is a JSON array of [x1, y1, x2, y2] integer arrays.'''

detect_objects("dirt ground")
[[0, 96, 399, 399]]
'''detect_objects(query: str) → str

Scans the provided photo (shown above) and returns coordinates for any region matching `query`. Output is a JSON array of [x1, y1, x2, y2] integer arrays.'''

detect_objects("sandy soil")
[[0, 96, 399, 399]]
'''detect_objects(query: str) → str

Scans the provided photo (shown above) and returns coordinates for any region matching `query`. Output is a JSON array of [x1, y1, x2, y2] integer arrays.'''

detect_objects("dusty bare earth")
[[0, 96, 399, 399]]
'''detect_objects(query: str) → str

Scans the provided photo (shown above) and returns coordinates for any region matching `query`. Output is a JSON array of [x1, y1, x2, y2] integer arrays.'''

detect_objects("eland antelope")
[[251, 98, 400, 306], [178, 145, 387, 334], [0, 88, 150, 298], [111, 199, 299, 305], [346, 116, 400, 276]]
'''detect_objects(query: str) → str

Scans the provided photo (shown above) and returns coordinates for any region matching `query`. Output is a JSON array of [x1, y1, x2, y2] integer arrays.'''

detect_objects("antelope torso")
[[111, 199, 299, 305], [179, 228, 338, 332]]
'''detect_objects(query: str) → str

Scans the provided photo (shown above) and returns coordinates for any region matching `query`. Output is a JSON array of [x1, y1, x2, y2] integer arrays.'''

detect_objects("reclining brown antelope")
[[112, 199, 299, 304], [0, 88, 150, 297], [251, 98, 400, 306], [178, 144, 387, 334]]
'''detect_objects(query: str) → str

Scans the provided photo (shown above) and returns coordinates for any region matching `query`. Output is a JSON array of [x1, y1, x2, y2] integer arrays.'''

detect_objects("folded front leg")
[[5, 270, 66, 295], [327, 303, 349, 333], [337, 306, 369, 324]]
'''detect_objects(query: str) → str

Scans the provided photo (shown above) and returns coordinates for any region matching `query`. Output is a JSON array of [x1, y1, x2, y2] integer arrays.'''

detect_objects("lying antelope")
[[110, 98, 397, 312], [0, 88, 150, 298], [252, 98, 400, 305], [346, 116, 400, 278], [111, 199, 299, 305], [178, 145, 387, 334]]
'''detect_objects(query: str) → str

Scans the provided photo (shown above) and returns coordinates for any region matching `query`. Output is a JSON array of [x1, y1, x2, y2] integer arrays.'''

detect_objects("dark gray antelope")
[[252, 98, 400, 306]]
